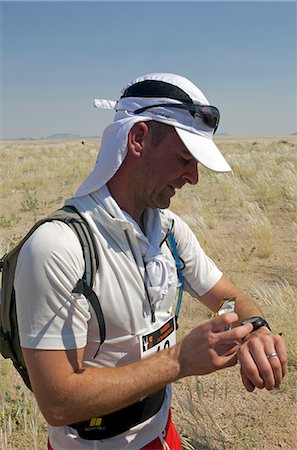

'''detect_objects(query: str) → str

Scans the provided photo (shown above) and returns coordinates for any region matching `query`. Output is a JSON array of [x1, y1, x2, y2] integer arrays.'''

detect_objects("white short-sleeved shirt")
[[15, 195, 222, 449]]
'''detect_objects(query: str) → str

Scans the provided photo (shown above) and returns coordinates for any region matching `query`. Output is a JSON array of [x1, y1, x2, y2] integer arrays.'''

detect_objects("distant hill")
[[290, 132, 297, 136], [13, 137, 35, 141], [216, 132, 230, 136], [44, 133, 82, 140]]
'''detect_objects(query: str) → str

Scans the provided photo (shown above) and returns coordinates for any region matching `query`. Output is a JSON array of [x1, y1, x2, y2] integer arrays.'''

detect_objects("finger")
[[266, 351, 283, 389], [210, 312, 239, 332], [218, 350, 238, 370], [275, 336, 288, 378], [265, 337, 287, 388], [216, 342, 239, 357], [215, 342, 239, 356], [240, 366, 255, 392], [238, 346, 265, 389], [217, 322, 254, 344], [257, 349, 280, 390]]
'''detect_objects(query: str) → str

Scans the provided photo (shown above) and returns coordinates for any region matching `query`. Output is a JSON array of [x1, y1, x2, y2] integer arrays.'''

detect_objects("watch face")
[[250, 317, 264, 330], [243, 317, 270, 331]]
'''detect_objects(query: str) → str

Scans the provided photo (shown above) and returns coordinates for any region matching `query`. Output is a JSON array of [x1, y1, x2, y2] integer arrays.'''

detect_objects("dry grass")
[[0, 136, 296, 449]]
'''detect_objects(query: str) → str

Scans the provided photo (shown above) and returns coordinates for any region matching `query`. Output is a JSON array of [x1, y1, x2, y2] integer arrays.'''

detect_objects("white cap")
[[75, 73, 231, 197], [117, 73, 231, 172]]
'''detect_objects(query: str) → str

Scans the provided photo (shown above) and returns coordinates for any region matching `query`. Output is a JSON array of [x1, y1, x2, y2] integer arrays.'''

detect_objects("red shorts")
[[140, 409, 182, 449], [48, 409, 182, 450]]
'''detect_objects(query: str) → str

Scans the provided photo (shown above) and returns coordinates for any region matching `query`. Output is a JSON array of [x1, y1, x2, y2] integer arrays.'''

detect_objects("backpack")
[[0, 205, 106, 391], [0, 206, 184, 392]]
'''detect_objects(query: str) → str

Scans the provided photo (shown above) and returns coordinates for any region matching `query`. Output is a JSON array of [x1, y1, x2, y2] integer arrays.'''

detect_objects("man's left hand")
[[237, 328, 287, 391]]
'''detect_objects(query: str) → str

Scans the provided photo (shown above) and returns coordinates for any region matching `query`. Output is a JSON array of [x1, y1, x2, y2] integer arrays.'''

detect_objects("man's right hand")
[[177, 313, 253, 378]]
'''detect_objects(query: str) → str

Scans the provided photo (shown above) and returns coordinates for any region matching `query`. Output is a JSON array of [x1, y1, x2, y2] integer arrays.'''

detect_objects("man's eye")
[[179, 156, 190, 165]]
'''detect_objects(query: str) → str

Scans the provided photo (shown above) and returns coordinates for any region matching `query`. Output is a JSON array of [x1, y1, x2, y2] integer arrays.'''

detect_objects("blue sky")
[[1, 1, 296, 139]]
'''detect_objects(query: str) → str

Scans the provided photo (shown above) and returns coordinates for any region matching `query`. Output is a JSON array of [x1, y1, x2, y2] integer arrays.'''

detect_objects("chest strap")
[[69, 387, 166, 440]]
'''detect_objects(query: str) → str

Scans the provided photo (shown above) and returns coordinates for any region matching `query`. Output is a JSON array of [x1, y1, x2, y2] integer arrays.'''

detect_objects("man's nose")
[[183, 160, 199, 185]]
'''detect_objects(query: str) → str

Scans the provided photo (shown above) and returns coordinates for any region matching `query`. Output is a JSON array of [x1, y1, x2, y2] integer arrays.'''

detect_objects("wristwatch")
[[242, 316, 271, 332]]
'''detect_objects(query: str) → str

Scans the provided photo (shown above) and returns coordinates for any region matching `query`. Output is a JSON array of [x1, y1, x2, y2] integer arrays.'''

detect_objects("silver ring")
[[266, 351, 278, 360]]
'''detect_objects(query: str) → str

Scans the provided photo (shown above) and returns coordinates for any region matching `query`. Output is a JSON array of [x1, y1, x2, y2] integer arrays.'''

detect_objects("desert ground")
[[0, 136, 296, 449]]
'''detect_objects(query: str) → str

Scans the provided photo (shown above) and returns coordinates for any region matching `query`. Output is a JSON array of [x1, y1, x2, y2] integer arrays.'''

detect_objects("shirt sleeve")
[[14, 221, 90, 350], [166, 210, 223, 297]]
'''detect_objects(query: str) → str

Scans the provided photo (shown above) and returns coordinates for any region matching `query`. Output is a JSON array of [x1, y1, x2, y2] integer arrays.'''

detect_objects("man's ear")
[[127, 122, 150, 158]]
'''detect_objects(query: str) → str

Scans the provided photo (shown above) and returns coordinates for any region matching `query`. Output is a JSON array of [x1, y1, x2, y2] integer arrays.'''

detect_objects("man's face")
[[137, 126, 199, 210]]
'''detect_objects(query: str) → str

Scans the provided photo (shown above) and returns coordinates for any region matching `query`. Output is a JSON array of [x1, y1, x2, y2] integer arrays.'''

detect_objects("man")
[[15, 73, 287, 449]]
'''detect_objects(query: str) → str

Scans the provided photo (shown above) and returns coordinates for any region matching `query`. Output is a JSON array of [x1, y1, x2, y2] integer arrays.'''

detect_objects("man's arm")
[[22, 313, 252, 426], [198, 275, 287, 391]]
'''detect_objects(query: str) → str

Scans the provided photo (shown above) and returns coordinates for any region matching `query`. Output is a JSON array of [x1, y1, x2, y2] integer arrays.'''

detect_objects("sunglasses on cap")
[[132, 102, 220, 134]]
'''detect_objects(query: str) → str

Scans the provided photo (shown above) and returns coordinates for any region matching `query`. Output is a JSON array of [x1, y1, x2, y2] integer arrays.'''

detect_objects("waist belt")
[[69, 387, 166, 440]]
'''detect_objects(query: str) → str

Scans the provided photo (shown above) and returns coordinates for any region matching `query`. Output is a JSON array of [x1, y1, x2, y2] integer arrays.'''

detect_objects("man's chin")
[[151, 191, 174, 210], [156, 197, 171, 210]]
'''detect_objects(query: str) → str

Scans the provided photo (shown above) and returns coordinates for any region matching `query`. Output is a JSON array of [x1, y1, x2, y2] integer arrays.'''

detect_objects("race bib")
[[140, 316, 176, 359]]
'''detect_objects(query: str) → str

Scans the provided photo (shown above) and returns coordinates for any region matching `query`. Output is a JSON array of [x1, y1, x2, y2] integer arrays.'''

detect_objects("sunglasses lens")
[[200, 106, 220, 130], [133, 103, 220, 133]]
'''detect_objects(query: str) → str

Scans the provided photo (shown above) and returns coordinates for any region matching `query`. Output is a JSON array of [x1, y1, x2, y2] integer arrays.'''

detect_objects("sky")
[[0, 0, 296, 139]]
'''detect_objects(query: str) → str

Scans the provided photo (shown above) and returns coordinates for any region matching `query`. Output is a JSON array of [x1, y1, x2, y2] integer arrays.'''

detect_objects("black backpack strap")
[[61, 205, 106, 356], [61, 205, 99, 286], [72, 279, 106, 358]]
